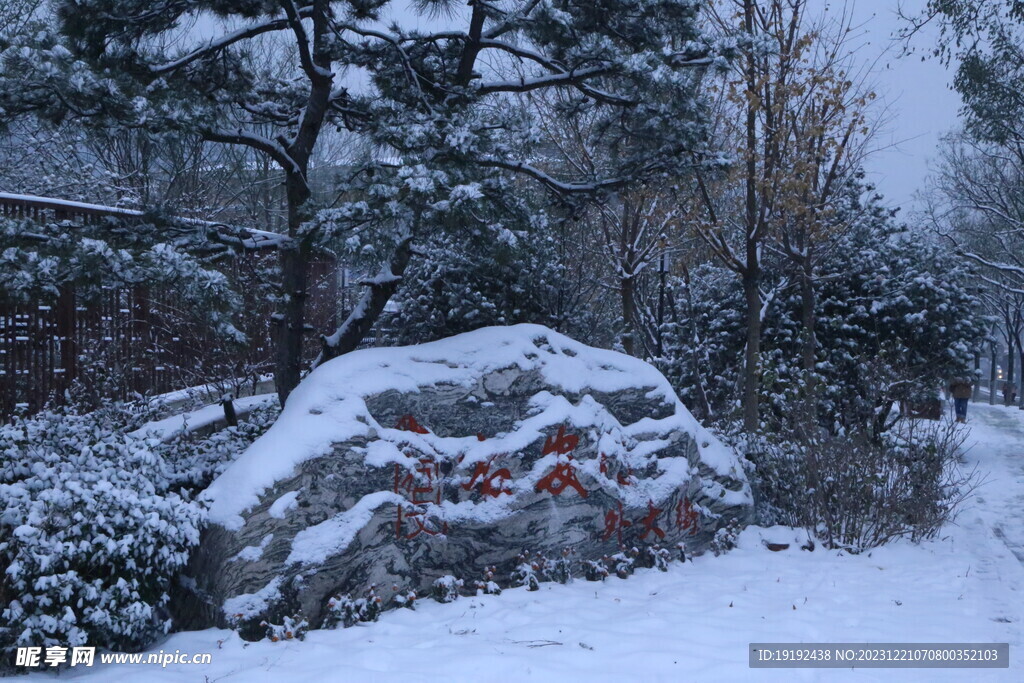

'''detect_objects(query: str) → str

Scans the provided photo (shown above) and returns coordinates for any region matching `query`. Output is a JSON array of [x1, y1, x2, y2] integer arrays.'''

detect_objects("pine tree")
[[1, 0, 723, 403]]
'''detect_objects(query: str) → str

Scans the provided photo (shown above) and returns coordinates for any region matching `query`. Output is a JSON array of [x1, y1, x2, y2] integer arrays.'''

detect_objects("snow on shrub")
[[0, 407, 205, 664], [745, 417, 977, 552], [159, 403, 281, 491]]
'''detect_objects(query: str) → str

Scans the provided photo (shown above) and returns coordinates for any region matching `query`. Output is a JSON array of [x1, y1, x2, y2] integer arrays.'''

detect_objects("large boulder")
[[174, 325, 752, 635]]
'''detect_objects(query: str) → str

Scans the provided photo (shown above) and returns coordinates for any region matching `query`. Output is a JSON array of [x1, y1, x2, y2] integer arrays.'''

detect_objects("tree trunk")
[[741, 0, 761, 434], [678, 271, 712, 421], [742, 267, 761, 432], [621, 273, 636, 356], [222, 398, 238, 427], [275, 176, 313, 406], [799, 255, 816, 382], [990, 342, 998, 405], [1019, 344, 1024, 410], [973, 351, 981, 401], [1009, 337, 1016, 387]]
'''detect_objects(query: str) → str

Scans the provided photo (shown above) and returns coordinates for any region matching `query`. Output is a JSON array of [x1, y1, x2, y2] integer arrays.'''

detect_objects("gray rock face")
[[173, 325, 752, 636]]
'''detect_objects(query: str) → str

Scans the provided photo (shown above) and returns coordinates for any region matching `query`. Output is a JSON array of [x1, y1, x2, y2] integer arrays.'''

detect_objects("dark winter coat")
[[949, 379, 973, 400]]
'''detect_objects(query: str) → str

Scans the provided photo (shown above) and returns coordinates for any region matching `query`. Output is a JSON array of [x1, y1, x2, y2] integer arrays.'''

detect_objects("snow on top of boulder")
[[203, 324, 744, 530], [222, 576, 282, 623]]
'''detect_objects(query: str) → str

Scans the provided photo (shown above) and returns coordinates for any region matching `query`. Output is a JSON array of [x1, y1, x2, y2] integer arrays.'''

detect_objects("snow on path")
[[26, 407, 1024, 682], [964, 403, 1024, 568]]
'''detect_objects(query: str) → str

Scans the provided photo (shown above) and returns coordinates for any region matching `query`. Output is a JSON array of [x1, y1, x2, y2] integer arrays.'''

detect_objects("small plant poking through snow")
[[583, 559, 611, 582], [260, 615, 308, 643], [610, 552, 636, 579], [432, 576, 463, 603], [393, 589, 417, 610], [548, 548, 575, 584], [512, 551, 543, 591], [323, 586, 383, 629], [474, 566, 501, 595], [639, 545, 672, 571], [710, 522, 742, 557]]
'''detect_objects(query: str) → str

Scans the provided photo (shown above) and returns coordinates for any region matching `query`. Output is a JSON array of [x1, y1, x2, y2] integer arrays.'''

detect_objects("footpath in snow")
[[27, 404, 1024, 682]]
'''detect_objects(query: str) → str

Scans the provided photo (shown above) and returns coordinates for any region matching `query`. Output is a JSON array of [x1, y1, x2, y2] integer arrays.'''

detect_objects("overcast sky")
[[845, 0, 963, 213]]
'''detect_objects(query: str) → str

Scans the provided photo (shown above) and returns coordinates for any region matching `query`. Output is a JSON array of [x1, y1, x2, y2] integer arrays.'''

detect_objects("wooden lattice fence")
[[0, 193, 339, 418]]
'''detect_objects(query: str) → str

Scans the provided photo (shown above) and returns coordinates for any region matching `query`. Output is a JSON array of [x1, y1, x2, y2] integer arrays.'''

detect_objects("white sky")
[[843, 0, 963, 212]]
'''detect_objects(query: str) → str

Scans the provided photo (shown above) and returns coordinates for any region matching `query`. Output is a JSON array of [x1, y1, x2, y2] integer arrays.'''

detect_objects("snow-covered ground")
[[27, 403, 1024, 682]]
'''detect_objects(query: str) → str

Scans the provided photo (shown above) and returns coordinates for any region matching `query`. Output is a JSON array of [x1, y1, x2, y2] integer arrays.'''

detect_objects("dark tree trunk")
[[677, 269, 711, 421], [799, 255, 816, 381], [990, 342, 998, 406], [275, 176, 313, 406], [1009, 337, 1016, 387], [973, 351, 981, 401], [741, 0, 761, 434], [621, 273, 637, 357], [742, 265, 761, 432], [222, 398, 238, 427], [1018, 344, 1024, 410], [272, 0, 335, 405]]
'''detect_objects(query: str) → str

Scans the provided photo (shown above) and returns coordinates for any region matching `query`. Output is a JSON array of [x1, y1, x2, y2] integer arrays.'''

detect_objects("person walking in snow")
[[949, 377, 974, 423], [1004, 381, 1017, 407]]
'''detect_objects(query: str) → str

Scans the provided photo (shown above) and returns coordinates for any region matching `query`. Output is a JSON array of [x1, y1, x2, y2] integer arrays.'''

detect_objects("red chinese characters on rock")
[[393, 459, 442, 505], [601, 502, 632, 544], [393, 457, 446, 539], [638, 501, 666, 540], [535, 459, 588, 498], [461, 457, 513, 498], [542, 425, 579, 455], [391, 414, 445, 539], [394, 505, 446, 540], [535, 426, 588, 498], [598, 494, 699, 545], [676, 497, 699, 536], [395, 414, 430, 434]]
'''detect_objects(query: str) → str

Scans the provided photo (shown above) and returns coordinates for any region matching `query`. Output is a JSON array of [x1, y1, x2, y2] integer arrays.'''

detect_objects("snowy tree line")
[[0, 0, 988, 420], [912, 0, 1024, 410]]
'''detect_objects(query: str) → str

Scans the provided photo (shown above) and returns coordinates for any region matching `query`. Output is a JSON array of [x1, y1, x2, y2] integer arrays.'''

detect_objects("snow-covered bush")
[[660, 205, 986, 435], [609, 551, 636, 579], [547, 548, 575, 584], [583, 559, 610, 582], [747, 417, 977, 552], [260, 615, 308, 643], [322, 587, 382, 629], [511, 555, 541, 591], [638, 545, 672, 571], [393, 590, 418, 610], [473, 566, 501, 595], [0, 407, 205, 664], [431, 576, 463, 604], [159, 403, 280, 491], [708, 523, 742, 557]]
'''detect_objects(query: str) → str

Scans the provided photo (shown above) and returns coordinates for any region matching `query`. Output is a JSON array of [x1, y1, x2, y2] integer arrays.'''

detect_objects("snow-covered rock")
[[174, 325, 751, 636]]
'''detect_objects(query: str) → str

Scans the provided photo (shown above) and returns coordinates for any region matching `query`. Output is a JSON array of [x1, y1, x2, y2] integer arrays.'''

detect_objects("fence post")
[[56, 286, 77, 392]]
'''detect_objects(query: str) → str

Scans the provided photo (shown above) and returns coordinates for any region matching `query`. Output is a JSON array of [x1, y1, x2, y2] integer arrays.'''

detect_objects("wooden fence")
[[0, 194, 339, 418]]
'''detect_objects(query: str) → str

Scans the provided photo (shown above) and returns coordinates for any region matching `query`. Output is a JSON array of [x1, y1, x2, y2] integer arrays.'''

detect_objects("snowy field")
[[27, 403, 1024, 682]]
